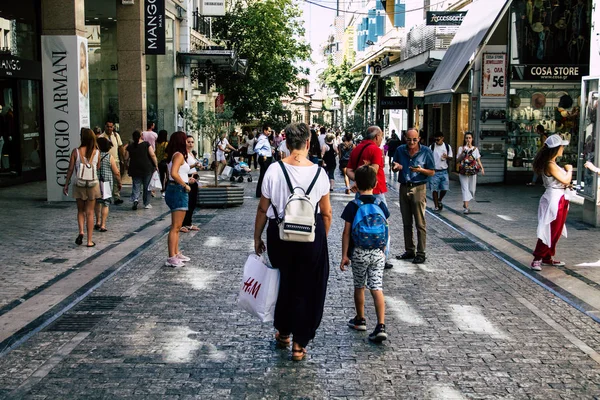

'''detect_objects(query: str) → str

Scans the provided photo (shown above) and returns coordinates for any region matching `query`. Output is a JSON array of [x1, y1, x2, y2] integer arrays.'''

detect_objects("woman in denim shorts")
[[164, 131, 192, 267]]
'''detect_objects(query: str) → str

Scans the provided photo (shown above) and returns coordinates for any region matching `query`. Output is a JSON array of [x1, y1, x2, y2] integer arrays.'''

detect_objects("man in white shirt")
[[255, 124, 273, 198], [99, 121, 124, 204], [142, 122, 157, 150], [428, 131, 453, 212]]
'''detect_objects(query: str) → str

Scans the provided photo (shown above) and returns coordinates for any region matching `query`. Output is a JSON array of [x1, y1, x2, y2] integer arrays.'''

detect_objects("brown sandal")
[[275, 332, 290, 348], [291, 346, 306, 361]]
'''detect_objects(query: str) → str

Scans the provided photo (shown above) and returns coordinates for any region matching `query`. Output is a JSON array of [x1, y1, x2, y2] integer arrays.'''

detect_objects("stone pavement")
[[0, 171, 600, 398]]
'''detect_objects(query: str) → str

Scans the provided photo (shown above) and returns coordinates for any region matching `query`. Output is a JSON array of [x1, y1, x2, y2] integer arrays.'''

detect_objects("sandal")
[[86, 242, 96, 247], [94, 224, 101, 231], [291, 346, 307, 361], [188, 225, 200, 231], [75, 234, 84, 245], [99, 227, 108, 232], [180, 226, 189, 233], [275, 332, 290, 348]]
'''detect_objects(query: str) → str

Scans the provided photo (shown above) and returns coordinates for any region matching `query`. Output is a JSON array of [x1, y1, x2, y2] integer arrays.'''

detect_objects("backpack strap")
[[277, 161, 294, 193], [305, 167, 321, 196]]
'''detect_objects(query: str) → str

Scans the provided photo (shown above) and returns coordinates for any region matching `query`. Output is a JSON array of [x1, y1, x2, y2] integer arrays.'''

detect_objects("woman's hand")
[[340, 256, 350, 271], [63, 185, 69, 196], [254, 238, 266, 255], [184, 184, 191, 192]]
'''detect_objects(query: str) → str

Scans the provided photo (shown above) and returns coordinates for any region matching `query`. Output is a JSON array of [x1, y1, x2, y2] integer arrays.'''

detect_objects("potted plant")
[[184, 106, 245, 208]]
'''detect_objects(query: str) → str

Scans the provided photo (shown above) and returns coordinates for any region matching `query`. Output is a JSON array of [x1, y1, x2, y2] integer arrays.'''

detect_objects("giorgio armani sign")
[[145, 0, 165, 55]]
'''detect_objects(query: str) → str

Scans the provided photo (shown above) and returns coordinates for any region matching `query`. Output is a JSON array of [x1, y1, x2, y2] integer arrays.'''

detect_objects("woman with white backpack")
[[63, 128, 101, 247], [253, 122, 332, 361]]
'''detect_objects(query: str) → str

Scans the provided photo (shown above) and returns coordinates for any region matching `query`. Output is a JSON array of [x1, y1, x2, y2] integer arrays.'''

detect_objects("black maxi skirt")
[[266, 214, 330, 348]]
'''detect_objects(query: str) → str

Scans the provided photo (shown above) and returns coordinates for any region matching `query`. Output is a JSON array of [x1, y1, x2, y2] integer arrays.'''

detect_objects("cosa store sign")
[[529, 66, 580, 79]]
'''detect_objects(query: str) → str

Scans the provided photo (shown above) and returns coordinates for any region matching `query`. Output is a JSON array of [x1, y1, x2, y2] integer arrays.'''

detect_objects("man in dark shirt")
[[392, 128, 435, 264]]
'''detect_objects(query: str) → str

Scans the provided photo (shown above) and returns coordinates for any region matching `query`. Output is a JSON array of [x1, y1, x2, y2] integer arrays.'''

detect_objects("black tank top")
[[323, 144, 336, 169]]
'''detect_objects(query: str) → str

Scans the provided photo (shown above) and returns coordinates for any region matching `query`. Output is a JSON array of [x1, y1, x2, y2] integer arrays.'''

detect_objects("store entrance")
[[0, 79, 19, 183]]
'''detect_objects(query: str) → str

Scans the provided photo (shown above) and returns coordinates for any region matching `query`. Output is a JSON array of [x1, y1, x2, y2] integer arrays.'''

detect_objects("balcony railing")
[[400, 24, 458, 61], [192, 9, 211, 38]]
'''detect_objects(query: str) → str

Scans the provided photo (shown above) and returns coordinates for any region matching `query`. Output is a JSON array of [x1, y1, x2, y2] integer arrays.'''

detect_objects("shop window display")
[[578, 78, 598, 199], [511, 0, 591, 65], [506, 87, 580, 170]]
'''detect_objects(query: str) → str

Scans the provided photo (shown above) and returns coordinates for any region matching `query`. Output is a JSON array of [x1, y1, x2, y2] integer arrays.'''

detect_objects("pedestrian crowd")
[[62, 119, 578, 362]]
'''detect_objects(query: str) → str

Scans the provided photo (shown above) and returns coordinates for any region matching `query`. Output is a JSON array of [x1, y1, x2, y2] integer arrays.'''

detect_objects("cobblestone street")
[[1, 172, 600, 399]]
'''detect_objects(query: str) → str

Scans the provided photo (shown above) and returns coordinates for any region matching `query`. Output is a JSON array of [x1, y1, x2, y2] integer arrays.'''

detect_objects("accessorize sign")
[[145, 0, 166, 55], [41, 35, 90, 201], [511, 64, 589, 81], [426, 11, 467, 26], [481, 53, 507, 97]]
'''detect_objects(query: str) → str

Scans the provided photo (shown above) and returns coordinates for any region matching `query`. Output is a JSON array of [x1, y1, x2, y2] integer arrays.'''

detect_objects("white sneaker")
[[165, 256, 184, 267], [161, 192, 165, 198], [531, 259, 542, 271], [144, 204, 153, 209], [463, 208, 469, 214], [176, 253, 191, 262]]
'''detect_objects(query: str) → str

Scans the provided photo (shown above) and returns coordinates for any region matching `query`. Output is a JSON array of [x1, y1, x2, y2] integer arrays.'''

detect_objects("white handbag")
[[237, 254, 280, 323], [100, 181, 112, 199]]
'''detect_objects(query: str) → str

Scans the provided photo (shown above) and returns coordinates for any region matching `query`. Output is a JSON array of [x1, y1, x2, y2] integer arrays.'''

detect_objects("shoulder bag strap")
[[355, 142, 374, 166]]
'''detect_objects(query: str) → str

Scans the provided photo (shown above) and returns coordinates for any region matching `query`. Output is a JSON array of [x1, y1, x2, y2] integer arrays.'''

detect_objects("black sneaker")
[[438, 202, 444, 211], [368, 323, 388, 343], [132, 200, 138, 210], [396, 252, 415, 260], [412, 255, 426, 264], [114, 198, 124, 205], [347, 316, 367, 331], [384, 262, 393, 270]]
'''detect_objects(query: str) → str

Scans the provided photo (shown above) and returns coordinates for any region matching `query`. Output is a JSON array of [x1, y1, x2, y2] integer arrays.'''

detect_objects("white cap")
[[545, 134, 569, 149]]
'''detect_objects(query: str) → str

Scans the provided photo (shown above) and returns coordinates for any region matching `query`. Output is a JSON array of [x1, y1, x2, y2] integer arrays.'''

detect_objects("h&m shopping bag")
[[238, 254, 280, 323]]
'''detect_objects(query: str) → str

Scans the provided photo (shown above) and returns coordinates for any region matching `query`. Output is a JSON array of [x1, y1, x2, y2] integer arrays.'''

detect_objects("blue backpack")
[[351, 199, 389, 250]]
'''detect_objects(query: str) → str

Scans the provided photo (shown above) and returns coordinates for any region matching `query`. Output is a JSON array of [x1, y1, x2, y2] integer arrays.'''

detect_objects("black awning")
[[424, 0, 512, 104], [177, 49, 244, 73]]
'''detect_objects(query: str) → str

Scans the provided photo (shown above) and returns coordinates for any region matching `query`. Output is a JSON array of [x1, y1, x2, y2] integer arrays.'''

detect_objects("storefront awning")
[[348, 75, 374, 113], [424, 0, 512, 104], [178, 49, 246, 74]]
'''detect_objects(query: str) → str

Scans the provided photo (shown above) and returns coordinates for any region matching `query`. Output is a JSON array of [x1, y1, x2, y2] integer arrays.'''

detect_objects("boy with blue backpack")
[[340, 165, 390, 342]]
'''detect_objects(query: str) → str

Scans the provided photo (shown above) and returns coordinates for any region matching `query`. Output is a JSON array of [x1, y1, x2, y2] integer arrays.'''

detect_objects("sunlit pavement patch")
[[386, 295, 426, 326], [427, 385, 466, 400], [449, 304, 508, 339]]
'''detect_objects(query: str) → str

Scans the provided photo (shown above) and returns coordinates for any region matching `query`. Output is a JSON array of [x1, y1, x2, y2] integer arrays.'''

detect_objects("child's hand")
[[340, 256, 350, 271]]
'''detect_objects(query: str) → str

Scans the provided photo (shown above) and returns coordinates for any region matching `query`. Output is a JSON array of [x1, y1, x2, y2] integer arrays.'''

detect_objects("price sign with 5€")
[[481, 53, 507, 97]]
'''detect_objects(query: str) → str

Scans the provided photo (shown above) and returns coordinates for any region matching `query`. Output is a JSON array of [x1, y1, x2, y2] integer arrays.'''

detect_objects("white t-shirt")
[[217, 138, 229, 158], [431, 142, 454, 170], [245, 137, 256, 154], [278, 141, 290, 158], [458, 146, 481, 160], [318, 134, 327, 148], [187, 151, 198, 174], [143, 130, 158, 150], [262, 163, 330, 219]]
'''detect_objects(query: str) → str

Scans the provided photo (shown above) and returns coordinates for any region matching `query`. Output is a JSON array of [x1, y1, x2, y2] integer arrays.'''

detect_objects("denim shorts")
[[428, 170, 450, 191], [164, 183, 189, 211]]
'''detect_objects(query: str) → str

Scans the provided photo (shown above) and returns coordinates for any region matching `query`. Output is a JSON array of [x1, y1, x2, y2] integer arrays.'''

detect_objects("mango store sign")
[[41, 35, 90, 202]]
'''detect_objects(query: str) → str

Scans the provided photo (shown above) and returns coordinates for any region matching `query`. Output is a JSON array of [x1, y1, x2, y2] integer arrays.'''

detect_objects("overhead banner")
[[426, 11, 467, 26], [145, 0, 166, 55], [42, 35, 90, 202], [481, 53, 507, 97]]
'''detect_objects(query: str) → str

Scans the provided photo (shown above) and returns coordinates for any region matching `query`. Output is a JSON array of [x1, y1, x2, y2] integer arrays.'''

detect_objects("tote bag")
[[238, 254, 280, 323]]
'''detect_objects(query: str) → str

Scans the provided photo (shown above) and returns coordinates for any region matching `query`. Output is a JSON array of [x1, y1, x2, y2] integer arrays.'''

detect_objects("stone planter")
[[197, 185, 245, 208]]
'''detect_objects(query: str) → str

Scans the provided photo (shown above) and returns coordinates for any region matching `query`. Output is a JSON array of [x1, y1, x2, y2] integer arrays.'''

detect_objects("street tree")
[[211, 0, 311, 123], [320, 56, 364, 107]]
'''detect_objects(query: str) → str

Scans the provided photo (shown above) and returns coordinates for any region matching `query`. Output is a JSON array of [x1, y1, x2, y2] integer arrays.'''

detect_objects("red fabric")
[[533, 195, 569, 261], [347, 140, 387, 194]]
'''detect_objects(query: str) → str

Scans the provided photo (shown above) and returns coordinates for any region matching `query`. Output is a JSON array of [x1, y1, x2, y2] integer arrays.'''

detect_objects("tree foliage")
[[320, 56, 363, 106], [211, 0, 311, 123]]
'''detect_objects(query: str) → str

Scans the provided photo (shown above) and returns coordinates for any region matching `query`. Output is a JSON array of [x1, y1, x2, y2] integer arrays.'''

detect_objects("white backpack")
[[270, 161, 321, 243]]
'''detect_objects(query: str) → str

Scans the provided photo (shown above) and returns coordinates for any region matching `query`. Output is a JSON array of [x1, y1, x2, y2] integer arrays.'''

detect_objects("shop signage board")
[[426, 11, 467, 26], [200, 0, 225, 16], [379, 96, 408, 109], [0, 55, 41, 80], [41, 35, 90, 202], [481, 53, 507, 97], [145, 0, 166, 55], [511, 64, 589, 82]]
